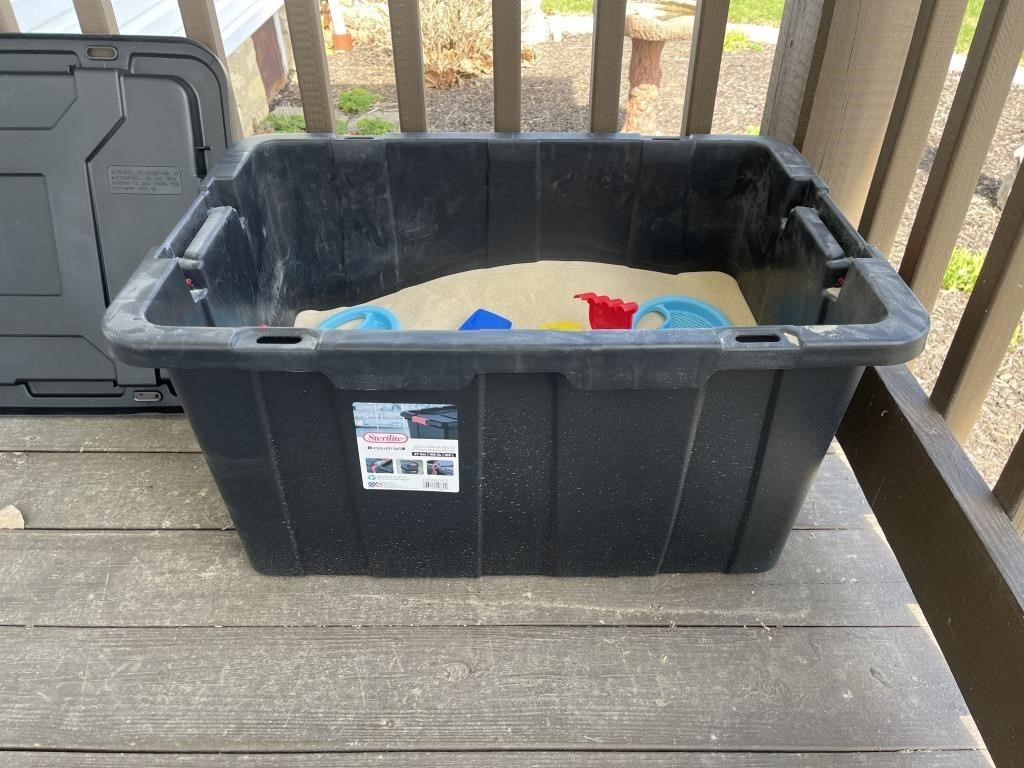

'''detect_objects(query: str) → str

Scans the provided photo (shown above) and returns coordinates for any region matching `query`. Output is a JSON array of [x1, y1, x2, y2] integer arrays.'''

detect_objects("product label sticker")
[[353, 402, 459, 492], [108, 165, 182, 195]]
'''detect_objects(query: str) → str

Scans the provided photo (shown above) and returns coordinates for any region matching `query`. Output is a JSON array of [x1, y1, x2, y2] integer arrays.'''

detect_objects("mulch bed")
[[276, 31, 1024, 484]]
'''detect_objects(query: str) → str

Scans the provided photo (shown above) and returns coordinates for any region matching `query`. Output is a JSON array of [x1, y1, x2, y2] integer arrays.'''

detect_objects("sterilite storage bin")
[[103, 134, 928, 577]]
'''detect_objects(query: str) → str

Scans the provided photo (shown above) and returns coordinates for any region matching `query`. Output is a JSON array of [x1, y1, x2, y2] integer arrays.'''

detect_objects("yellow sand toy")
[[538, 321, 584, 331]]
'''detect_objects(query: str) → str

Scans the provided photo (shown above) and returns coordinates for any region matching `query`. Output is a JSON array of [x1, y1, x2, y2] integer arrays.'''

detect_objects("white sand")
[[295, 261, 756, 330]]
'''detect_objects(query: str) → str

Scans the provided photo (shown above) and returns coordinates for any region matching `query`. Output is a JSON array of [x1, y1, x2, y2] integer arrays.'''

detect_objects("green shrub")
[[723, 30, 765, 52], [355, 116, 397, 135], [338, 87, 383, 116], [262, 113, 307, 133], [743, 124, 760, 135], [941, 246, 985, 293], [262, 113, 349, 134]]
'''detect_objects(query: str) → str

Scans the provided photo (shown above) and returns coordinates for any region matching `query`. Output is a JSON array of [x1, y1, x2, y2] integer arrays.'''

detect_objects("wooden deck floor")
[[0, 413, 989, 766]]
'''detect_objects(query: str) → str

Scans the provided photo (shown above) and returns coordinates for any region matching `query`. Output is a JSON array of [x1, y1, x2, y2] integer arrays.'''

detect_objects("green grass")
[[940, 246, 1023, 351], [956, 0, 984, 54], [354, 116, 397, 135], [727, 0, 785, 26], [262, 113, 347, 134], [540, 0, 592, 14], [723, 30, 765, 52], [725, 0, 1022, 63], [727, 124, 761, 137], [955, 0, 1023, 64], [338, 87, 383, 116], [942, 246, 985, 292], [540, 0, 785, 20], [537, 0, 1021, 65], [540, 0, 1024, 63]]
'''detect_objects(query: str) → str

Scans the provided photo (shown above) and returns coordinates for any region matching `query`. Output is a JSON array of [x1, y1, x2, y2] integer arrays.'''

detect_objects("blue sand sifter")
[[632, 296, 730, 329], [317, 306, 399, 330]]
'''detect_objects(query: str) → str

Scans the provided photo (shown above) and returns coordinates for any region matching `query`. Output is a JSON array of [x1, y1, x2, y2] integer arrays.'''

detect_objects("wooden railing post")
[[178, 0, 229, 62], [996, 433, 1024, 535], [177, 0, 244, 141], [0, 0, 18, 33], [764, 0, 919, 224], [680, 0, 729, 135], [283, 0, 336, 134], [931, 170, 1024, 441], [492, 0, 522, 132], [388, 0, 428, 132], [589, 0, 627, 133], [897, 0, 1024, 312], [761, 0, 835, 145], [72, 0, 119, 34], [858, 0, 968, 256]]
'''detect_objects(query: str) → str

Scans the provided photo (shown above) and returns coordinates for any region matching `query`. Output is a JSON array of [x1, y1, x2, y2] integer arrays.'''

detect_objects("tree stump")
[[622, 7, 694, 135]]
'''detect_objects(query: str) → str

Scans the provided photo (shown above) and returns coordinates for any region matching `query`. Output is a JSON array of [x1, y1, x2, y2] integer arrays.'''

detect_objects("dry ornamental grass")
[[349, 0, 494, 88]]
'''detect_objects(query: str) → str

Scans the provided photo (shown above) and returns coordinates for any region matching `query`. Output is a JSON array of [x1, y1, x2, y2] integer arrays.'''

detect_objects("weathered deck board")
[[0, 413, 200, 453], [0, 750, 991, 767], [0, 451, 225, 529], [0, 625, 973, 752], [796, 454, 873, 528], [0, 452, 869, 531], [0, 410, 973, 762], [0, 529, 914, 628]]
